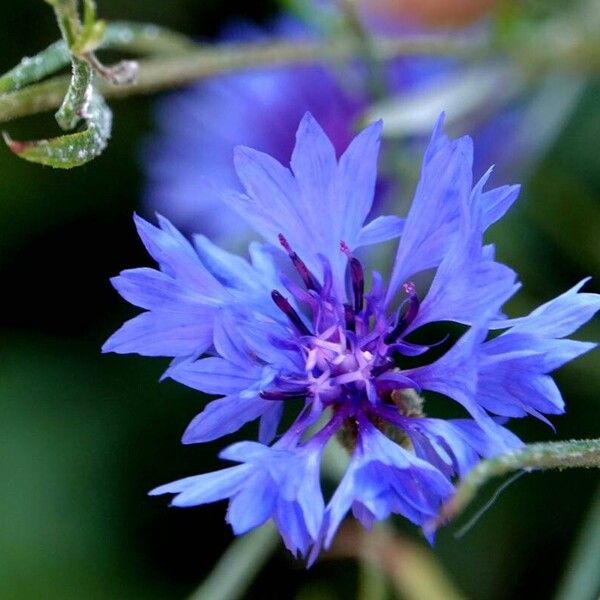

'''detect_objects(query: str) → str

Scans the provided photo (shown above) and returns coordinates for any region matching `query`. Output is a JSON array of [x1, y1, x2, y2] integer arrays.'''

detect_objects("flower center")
[[260, 236, 420, 412]]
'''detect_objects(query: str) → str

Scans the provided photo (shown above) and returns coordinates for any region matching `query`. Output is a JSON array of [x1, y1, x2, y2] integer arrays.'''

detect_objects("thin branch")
[[0, 31, 483, 123], [428, 438, 600, 534]]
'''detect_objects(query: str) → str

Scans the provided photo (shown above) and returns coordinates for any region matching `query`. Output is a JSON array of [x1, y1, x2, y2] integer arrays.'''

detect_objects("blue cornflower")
[[105, 113, 599, 559]]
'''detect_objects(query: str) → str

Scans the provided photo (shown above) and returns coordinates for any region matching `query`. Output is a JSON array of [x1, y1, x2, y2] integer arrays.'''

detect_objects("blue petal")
[[405, 326, 510, 442], [336, 120, 383, 245], [324, 423, 452, 547], [295, 454, 325, 540], [409, 418, 522, 479], [473, 176, 520, 229], [110, 268, 212, 310], [193, 234, 263, 292], [408, 237, 518, 331], [484, 334, 595, 373], [149, 464, 251, 506], [275, 500, 312, 557], [225, 114, 387, 296], [219, 441, 270, 463], [477, 334, 595, 420], [227, 470, 277, 534], [212, 308, 252, 366], [290, 113, 338, 236], [450, 419, 523, 458], [229, 145, 302, 242], [248, 242, 283, 291], [167, 357, 261, 394], [134, 214, 225, 297], [491, 278, 600, 338], [408, 420, 477, 478], [182, 394, 273, 444], [258, 402, 284, 444], [355, 215, 405, 248], [386, 116, 473, 302], [323, 465, 356, 548], [102, 311, 213, 357]]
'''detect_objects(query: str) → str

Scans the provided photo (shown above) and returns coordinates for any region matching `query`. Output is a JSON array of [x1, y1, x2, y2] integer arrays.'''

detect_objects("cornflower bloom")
[[105, 114, 599, 559]]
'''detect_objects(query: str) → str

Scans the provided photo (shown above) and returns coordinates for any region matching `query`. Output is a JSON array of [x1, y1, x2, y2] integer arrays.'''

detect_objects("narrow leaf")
[[55, 56, 93, 130], [3, 88, 111, 168], [0, 41, 70, 94]]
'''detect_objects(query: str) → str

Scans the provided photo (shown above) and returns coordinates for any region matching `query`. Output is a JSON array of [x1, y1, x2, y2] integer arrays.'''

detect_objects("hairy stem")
[[429, 438, 600, 533]]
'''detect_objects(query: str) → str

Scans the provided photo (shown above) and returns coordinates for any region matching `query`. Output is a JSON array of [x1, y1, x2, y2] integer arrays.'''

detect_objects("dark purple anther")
[[383, 282, 420, 344], [260, 389, 309, 401], [271, 290, 312, 336], [341, 241, 365, 313], [278, 233, 321, 292], [344, 303, 356, 333], [371, 358, 394, 377]]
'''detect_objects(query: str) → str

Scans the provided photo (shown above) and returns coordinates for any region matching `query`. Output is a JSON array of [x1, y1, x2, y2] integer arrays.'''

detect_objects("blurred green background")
[[0, 1, 598, 599]]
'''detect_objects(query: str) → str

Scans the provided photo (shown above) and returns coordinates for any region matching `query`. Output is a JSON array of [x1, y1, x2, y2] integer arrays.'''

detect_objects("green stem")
[[1, 11, 598, 128], [187, 523, 279, 600], [330, 521, 465, 600], [0, 31, 483, 123], [429, 439, 600, 533], [340, 0, 387, 100], [0, 22, 193, 96], [358, 560, 388, 600], [554, 485, 600, 600], [103, 22, 198, 55]]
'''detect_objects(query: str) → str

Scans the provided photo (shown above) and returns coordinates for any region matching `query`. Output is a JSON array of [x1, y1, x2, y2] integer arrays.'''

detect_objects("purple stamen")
[[383, 282, 420, 344], [371, 358, 395, 377], [278, 233, 321, 291], [341, 241, 365, 313], [271, 290, 312, 336], [260, 389, 309, 401], [344, 303, 356, 333]]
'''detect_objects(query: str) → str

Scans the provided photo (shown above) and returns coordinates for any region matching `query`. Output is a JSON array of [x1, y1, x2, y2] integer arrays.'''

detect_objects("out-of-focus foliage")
[[0, 1, 598, 599]]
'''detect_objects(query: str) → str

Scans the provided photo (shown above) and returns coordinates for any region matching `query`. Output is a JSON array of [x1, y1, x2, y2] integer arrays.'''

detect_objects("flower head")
[[106, 113, 599, 560]]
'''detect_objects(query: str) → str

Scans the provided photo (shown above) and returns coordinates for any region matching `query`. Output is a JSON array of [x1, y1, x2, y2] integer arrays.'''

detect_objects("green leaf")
[[55, 56, 93, 130], [0, 41, 70, 94], [0, 0, 115, 168], [71, 0, 105, 54], [3, 88, 111, 168]]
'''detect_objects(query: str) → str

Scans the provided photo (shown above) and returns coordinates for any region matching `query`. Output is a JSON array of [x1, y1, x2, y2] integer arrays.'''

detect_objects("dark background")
[[0, 1, 598, 598]]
